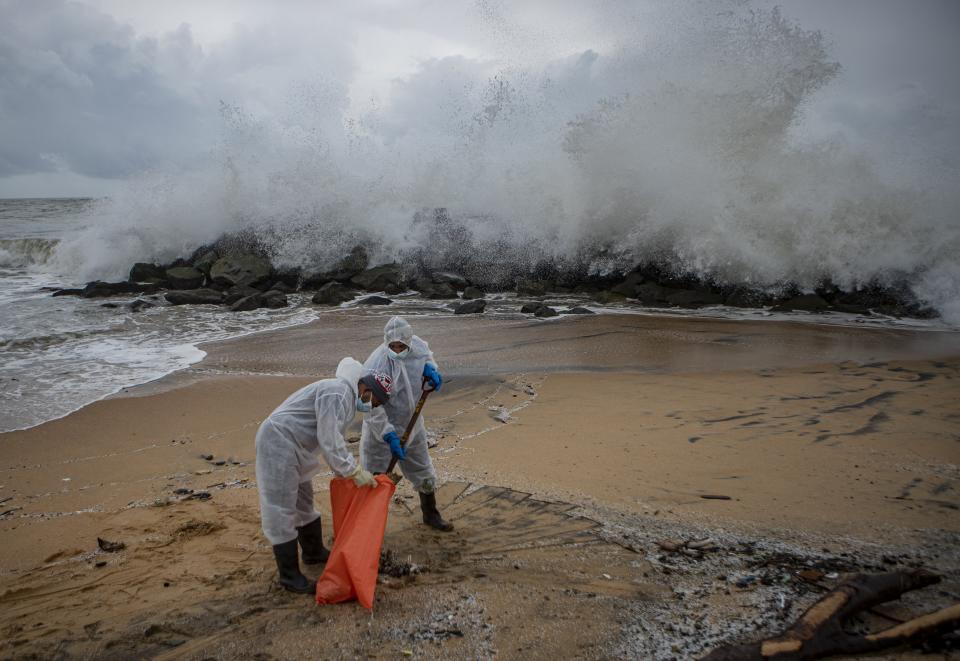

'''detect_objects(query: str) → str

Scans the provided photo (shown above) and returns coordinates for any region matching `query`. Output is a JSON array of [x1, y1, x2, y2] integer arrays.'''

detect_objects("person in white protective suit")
[[255, 356, 394, 594], [361, 316, 454, 532]]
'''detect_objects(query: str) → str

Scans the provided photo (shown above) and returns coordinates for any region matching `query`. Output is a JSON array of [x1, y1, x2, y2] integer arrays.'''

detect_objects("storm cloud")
[[0, 0, 958, 196], [0, 0, 356, 189]]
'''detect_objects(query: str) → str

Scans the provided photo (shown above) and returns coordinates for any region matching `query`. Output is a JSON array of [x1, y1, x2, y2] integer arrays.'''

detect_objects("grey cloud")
[[0, 0, 357, 181]]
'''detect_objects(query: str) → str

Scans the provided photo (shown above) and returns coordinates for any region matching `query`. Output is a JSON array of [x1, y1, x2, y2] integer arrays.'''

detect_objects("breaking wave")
[[49, 2, 960, 319], [0, 238, 59, 268]]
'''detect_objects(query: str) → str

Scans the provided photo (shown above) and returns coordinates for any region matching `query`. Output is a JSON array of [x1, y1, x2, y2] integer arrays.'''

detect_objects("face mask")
[[356, 395, 372, 413], [388, 348, 410, 360]]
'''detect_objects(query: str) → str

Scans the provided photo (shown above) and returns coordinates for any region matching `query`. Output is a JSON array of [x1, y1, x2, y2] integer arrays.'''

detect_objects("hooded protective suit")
[[360, 316, 438, 493], [255, 357, 365, 545]]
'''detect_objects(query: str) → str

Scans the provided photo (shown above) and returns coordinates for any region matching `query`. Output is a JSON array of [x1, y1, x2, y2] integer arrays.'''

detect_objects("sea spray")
[[48, 2, 959, 319]]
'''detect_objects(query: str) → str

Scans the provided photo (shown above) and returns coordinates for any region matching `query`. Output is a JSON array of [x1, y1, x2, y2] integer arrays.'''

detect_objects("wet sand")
[[1, 312, 959, 659]]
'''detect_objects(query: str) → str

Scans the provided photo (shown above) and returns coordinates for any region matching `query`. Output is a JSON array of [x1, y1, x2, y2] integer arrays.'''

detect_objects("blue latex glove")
[[423, 363, 442, 391], [383, 431, 406, 461]]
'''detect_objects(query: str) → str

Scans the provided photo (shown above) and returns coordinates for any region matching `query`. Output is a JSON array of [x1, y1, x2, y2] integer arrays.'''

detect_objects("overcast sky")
[[0, 0, 957, 198]]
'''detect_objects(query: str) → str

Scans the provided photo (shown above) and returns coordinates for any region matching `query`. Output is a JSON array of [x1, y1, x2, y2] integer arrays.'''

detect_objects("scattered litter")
[[492, 409, 511, 424], [656, 538, 718, 557], [602, 573, 613, 580], [186, 491, 211, 501], [172, 488, 193, 496], [379, 549, 424, 578], [200, 453, 213, 461], [97, 537, 126, 553], [700, 494, 732, 500]]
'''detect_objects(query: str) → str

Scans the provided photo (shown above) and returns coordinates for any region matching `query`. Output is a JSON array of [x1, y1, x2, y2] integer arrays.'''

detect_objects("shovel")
[[386, 379, 436, 484]]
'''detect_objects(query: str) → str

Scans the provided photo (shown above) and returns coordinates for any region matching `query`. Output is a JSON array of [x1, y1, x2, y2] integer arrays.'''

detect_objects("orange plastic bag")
[[315, 474, 396, 610]]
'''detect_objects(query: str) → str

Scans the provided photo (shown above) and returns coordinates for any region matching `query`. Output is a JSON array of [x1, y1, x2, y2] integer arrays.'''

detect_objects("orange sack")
[[315, 474, 396, 610]]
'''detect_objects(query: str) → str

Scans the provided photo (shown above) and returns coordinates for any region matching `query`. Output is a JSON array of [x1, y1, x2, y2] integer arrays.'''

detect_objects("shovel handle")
[[386, 379, 435, 475]]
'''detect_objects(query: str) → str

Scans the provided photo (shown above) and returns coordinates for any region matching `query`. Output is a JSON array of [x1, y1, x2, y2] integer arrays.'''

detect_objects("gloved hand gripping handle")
[[386, 379, 435, 480]]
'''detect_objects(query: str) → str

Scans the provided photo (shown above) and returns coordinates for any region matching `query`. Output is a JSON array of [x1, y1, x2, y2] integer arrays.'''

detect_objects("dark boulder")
[[262, 290, 289, 308], [230, 295, 263, 312], [666, 290, 724, 308], [326, 246, 369, 282], [516, 279, 548, 297], [230, 290, 288, 312], [384, 283, 404, 296], [223, 285, 261, 306], [356, 295, 393, 306], [164, 257, 190, 270], [520, 302, 546, 314], [272, 267, 302, 289], [412, 276, 434, 294], [128, 299, 156, 312], [165, 266, 204, 290], [431, 272, 469, 290], [454, 299, 486, 314], [80, 281, 160, 298], [573, 283, 602, 295], [462, 286, 484, 300], [635, 283, 668, 304], [209, 254, 273, 288], [300, 271, 332, 290], [312, 282, 357, 306], [773, 294, 830, 312], [52, 288, 85, 297], [563, 307, 595, 315], [165, 289, 223, 305], [129, 262, 164, 282], [724, 288, 769, 308], [610, 272, 645, 297], [267, 281, 295, 294], [610, 281, 639, 297], [425, 282, 457, 299], [350, 264, 403, 292], [190, 250, 219, 276], [534, 306, 559, 318]]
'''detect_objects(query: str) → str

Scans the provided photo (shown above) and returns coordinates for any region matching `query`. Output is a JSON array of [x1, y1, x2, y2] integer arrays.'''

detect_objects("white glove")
[[348, 465, 378, 488]]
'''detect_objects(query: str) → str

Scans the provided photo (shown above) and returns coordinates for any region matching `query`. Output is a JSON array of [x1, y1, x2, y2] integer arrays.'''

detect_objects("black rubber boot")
[[271, 539, 316, 594], [297, 516, 330, 565], [419, 491, 454, 532]]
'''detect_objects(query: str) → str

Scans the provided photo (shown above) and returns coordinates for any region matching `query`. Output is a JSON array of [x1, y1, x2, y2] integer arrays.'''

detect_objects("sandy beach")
[[2, 311, 959, 659]]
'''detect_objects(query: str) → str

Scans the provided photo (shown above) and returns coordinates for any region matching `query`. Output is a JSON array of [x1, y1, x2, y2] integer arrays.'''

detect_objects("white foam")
[[42, 3, 956, 320]]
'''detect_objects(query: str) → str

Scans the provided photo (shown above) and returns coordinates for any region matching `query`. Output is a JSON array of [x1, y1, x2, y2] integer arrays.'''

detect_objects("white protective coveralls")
[[255, 357, 365, 545], [360, 316, 438, 493]]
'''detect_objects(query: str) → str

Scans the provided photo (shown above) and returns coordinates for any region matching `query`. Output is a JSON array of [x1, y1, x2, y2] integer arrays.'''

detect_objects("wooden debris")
[[703, 569, 960, 660], [701, 494, 732, 500]]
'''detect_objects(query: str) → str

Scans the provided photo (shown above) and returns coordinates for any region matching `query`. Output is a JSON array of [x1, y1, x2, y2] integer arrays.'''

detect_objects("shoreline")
[[2, 311, 959, 658], [5, 296, 958, 434]]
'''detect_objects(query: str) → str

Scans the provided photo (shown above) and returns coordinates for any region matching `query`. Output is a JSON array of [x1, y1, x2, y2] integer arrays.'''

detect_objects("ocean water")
[[2, 198, 955, 434], [0, 198, 324, 432], [4, 2, 960, 431]]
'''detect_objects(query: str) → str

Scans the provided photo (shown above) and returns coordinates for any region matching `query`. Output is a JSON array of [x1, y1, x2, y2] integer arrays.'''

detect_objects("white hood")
[[383, 316, 413, 345], [335, 357, 365, 396]]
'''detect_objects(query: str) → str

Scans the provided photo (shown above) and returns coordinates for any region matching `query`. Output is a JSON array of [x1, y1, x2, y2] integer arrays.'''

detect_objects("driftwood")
[[703, 570, 960, 660]]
